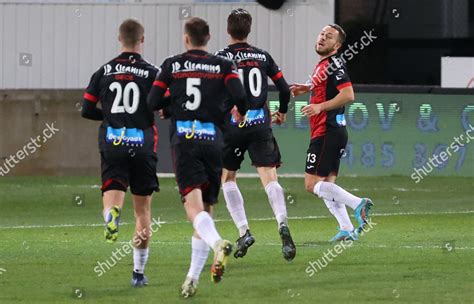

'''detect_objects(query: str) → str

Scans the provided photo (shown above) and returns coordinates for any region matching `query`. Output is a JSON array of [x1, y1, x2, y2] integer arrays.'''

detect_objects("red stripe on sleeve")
[[336, 82, 352, 91], [271, 71, 283, 82], [152, 125, 159, 153], [164, 89, 170, 97], [153, 80, 168, 89], [224, 73, 239, 84], [83, 92, 99, 103]]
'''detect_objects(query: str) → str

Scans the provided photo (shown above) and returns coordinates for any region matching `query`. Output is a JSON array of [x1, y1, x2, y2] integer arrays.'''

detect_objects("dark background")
[[335, 0, 474, 85]]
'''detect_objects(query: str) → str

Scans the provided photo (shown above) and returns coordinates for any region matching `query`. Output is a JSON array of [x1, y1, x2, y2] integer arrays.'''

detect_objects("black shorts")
[[171, 143, 222, 205], [305, 128, 348, 177], [223, 128, 281, 171], [101, 148, 159, 196]]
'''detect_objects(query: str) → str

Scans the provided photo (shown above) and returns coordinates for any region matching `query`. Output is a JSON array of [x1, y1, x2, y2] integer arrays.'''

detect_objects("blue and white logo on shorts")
[[231, 108, 266, 128], [336, 114, 346, 127], [106, 127, 144, 146], [176, 120, 216, 141]]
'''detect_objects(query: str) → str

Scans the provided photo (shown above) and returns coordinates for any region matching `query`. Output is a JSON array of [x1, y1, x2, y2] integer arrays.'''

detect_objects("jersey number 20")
[[109, 82, 140, 114]]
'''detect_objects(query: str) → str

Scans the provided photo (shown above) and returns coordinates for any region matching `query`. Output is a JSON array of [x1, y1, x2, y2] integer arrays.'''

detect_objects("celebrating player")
[[147, 17, 248, 298], [216, 8, 295, 261], [290, 24, 373, 241], [81, 19, 159, 287]]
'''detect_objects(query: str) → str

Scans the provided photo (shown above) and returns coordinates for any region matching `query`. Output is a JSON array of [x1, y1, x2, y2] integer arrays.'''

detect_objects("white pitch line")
[[0, 222, 133, 230], [117, 240, 474, 251], [0, 210, 473, 230], [1, 239, 471, 251], [363, 244, 474, 250]]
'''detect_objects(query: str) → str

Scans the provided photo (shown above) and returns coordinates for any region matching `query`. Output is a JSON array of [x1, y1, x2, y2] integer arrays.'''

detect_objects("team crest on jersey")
[[336, 114, 346, 127], [106, 127, 144, 146], [176, 120, 216, 141], [231, 108, 266, 128]]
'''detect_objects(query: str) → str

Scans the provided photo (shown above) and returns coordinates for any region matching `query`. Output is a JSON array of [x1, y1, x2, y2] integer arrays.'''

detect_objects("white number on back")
[[185, 78, 201, 111], [109, 82, 140, 114], [238, 67, 262, 98]]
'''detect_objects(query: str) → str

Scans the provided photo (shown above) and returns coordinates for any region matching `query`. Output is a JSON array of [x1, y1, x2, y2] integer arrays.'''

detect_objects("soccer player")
[[215, 8, 296, 261], [290, 24, 373, 241], [81, 19, 159, 287], [147, 17, 248, 298]]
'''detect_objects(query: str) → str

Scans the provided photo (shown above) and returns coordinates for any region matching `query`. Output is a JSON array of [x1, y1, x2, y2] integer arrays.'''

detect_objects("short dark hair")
[[184, 17, 210, 46], [227, 8, 252, 40], [328, 23, 346, 44], [119, 18, 144, 47]]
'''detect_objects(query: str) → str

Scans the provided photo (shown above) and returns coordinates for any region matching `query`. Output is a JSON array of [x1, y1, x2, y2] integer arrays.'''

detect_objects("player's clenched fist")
[[231, 106, 245, 123], [271, 111, 287, 125]]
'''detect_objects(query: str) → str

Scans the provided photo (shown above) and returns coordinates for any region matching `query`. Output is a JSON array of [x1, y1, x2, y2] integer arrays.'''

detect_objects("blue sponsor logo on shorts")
[[231, 108, 266, 127], [106, 127, 144, 146], [336, 114, 346, 127], [176, 120, 216, 141]]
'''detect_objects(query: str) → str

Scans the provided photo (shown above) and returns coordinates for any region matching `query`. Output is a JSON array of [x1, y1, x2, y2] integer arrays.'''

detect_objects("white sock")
[[187, 236, 210, 281], [265, 181, 288, 226], [314, 181, 361, 210], [133, 247, 149, 274], [222, 182, 249, 237], [103, 208, 111, 222], [323, 199, 354, 231], [192, 211, 222, 251]]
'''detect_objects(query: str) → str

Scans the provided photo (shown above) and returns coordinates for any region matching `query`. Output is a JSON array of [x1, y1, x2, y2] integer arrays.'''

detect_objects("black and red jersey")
[[147, 50, 247, 146], [83, 52, 159, 152], [216, 43, 287, 132], [309, 54, 352, 139]]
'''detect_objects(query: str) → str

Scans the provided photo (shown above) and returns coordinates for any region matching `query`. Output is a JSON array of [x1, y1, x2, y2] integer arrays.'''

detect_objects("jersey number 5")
[[109, 82, 140, 114], [185, 78, 201, 111]]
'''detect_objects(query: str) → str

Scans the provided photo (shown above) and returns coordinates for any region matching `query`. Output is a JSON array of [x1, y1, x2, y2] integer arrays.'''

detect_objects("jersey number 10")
[[109, 82, 140, 114], [238, 67, 262, 98]]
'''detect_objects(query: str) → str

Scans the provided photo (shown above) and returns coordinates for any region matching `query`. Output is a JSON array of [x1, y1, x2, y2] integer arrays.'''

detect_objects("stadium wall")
[[0, 88, 472, 177], [0, 1, 333, 89]]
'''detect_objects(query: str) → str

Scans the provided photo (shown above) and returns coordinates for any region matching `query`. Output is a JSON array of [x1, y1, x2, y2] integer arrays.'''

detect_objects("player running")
[[290, 24, 373, 242], [216, 8, 295, 261], [81, 19, 159, 287], [147, 17, 248, 298]]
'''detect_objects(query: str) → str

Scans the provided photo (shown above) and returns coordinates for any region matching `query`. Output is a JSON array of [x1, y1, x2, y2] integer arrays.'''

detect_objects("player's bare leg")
[[183, 189, 232, 286], [222, 169, 255, 258], [258, 166, 296, 261], [130, 194, 152, 287], [102, 190, 125, 243], [181, 204, 213, 298]]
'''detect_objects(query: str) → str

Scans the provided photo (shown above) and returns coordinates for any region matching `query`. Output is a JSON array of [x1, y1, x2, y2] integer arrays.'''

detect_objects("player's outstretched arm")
[[273, 77, 290, 114], [271, 76, 291, 125], [301, 86, 355, 117], [148, 60, 173, 113], [289, 83, 311, 97], [225, 77, 248, 117], [81, 99, 103, 121], [147, 81, 171, 112], [82, 72, 103, 121]]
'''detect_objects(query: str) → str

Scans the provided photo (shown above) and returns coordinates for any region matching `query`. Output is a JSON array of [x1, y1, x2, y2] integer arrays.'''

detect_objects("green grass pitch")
[[0, 176, 473, 303]]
